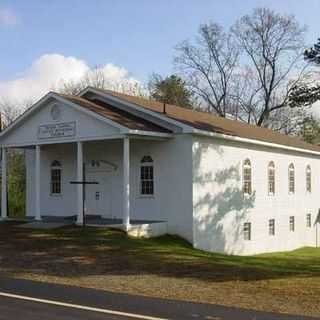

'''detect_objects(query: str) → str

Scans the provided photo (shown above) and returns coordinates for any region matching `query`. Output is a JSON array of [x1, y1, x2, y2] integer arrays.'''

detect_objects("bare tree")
[[232, 7, 308, 128], [0, 98, 33, 128], [229, 67, 263, 123], [0, 65, 146, 129], [55, 66, 146, 97], [174, 22, 240, 116], [267, 105, 309, 134]]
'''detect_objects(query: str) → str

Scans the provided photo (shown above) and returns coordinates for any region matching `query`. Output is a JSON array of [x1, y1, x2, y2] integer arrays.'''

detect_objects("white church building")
[[0, 86, 320, 255]]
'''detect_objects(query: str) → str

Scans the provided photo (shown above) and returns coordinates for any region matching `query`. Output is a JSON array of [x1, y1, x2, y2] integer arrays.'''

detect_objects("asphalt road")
[[0, 277, 318, 320], [0, 296, 135, 320]]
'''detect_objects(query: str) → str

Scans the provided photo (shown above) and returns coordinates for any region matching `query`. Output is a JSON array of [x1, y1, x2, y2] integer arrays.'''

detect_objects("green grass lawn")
[[1, 221, 320, 317]]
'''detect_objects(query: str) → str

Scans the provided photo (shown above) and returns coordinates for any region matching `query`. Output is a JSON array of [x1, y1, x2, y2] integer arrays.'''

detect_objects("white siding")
[[192, 136, 320, 255], [19, 93, 320, 255], [1, 100, 121, 147], [26, 143, 78, 217], [26, 135, 194, 242]]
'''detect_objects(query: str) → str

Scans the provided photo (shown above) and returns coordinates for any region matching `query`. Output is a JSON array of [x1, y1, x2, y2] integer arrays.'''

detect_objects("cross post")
[[70, 163, 98, 228]]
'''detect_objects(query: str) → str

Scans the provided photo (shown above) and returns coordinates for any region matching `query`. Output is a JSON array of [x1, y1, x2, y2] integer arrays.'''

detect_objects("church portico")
[[1, 135, 170, 230]]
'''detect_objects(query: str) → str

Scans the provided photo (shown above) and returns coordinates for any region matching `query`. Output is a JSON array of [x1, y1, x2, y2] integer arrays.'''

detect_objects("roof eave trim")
[[128, 130, 173, 138], [192, 129, 320, 156]]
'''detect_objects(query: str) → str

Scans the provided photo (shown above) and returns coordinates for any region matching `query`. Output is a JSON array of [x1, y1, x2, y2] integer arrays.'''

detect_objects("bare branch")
[[175, 22, 240, 117], [232, 7, 308, 129]]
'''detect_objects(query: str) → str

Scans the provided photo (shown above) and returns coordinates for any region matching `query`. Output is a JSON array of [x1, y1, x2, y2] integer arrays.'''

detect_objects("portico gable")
[[0, 93, 127, 148]]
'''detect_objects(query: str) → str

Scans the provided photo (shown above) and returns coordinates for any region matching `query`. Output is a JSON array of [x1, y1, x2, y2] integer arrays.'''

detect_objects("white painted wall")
[[1, 99, 121, 147], [18, 92, 320, 255], [192, 135, 320, 255], [130, 135, 193, 241], [26, 144, 77, 217], [26, 135, 194, 242]]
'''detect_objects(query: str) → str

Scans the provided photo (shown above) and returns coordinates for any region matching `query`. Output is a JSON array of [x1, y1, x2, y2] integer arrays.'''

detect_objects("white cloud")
[[0, 54, 140, 106], [0, 9, 19, 26]]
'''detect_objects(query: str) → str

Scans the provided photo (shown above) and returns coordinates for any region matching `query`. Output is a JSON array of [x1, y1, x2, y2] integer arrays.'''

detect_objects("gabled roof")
[[82, 87, 320, 154], [59, 94, 171, 133], [1, 86, 319, 154], [0, 92, 172, 140]]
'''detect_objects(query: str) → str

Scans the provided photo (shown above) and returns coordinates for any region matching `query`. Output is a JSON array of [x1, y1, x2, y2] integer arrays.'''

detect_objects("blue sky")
[[0, 0, 319, 102]]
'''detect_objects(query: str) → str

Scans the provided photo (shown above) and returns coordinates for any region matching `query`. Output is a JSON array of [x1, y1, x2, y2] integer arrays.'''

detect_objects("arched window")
[[306, 165, 311, 193], [288, 163, 295, 194], [140, 156, 154, 195], [243, 159, 252, 195], [268, 161, 275, 195], [51, 160, 62, 195]]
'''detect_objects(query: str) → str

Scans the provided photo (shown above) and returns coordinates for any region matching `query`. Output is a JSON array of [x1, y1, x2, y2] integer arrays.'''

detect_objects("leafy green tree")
[[289, 82, 320, 109], [305, 38, 320, 64], [287, 38, 320, 109], [299, 116, 320, 144], [7, 150, 25, 217], [148, 74, 195, 108]]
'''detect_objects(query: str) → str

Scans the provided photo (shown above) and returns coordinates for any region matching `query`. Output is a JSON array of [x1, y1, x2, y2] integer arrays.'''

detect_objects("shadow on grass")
[[1, 222, 320, 283]]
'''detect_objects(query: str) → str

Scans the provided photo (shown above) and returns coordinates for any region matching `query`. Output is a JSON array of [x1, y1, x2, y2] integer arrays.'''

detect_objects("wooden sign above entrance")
[[38, 121, 76, 139]]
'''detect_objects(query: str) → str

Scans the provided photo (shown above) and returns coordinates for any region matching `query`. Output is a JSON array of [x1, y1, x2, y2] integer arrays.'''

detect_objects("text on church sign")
[[38, 121, 76, 139]]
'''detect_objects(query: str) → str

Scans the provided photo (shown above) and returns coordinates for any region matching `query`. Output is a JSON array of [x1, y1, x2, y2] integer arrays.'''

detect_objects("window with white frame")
[[288, 163, 295, 194], [307, 213, 312, 228], [50, 160, 62, 195], [289, 216, 295, 232], [243, 159, 252, 195], [268, 161, 275, 195], [140, 156, 154, 195], [269, 219, 275, 236], [243, 222, 251, 240], [306, 165, 311, 193]]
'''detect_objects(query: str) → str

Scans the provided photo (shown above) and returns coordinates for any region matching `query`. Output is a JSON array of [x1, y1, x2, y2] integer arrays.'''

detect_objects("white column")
[[1, 148, 7, 219], [76, 141, 83, 225], [123, 137, 130, 230], [35, 145, 41, 221]]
